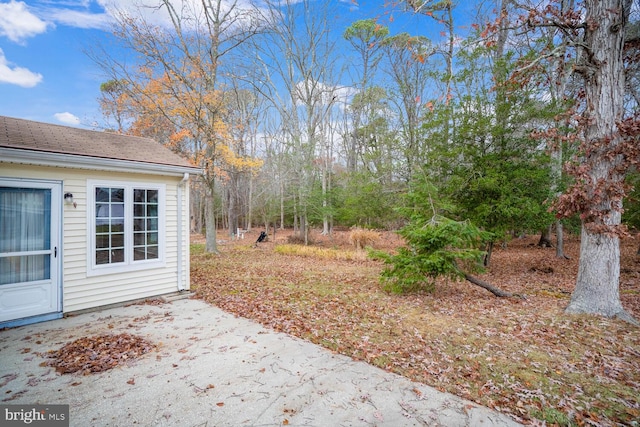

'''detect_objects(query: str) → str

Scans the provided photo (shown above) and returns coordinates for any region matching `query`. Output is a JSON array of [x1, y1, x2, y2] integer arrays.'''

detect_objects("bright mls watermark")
[[1, 405, 68, 426]]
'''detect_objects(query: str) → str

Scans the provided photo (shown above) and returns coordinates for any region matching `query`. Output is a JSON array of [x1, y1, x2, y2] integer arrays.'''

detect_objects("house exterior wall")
[[0, 163, 190, 313]]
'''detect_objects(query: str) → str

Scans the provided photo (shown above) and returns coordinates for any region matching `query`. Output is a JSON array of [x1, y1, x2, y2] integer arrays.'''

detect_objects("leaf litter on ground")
[[43, 333, 156, 375], [190, 229, 640, 426]]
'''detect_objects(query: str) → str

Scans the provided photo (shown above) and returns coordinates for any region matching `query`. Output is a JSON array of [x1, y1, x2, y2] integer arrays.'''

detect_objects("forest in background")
[[91, 0, 639, 320], [93, 0, 639, 240]]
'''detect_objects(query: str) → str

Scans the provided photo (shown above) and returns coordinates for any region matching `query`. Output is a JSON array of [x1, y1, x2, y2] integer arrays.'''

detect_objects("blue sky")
[[0, 1, 479, 129]]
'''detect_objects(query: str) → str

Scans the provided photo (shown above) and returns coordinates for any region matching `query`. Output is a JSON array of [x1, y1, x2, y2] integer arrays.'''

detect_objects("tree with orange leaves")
[[91, 0, 263, 253]]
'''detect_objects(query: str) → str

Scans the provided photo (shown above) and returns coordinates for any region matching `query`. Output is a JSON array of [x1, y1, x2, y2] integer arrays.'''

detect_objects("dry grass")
[[349, 227, 381, 250], [275, 243, 369, 261], [190, 229, 640, 426]]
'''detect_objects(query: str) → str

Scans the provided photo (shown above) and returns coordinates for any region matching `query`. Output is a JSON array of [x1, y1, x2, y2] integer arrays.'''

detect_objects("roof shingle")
[[0, 116, 195, 169]]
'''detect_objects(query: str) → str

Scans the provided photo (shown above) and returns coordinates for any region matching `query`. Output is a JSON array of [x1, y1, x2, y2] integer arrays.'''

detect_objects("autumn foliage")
[[44, 333, 155, 375]]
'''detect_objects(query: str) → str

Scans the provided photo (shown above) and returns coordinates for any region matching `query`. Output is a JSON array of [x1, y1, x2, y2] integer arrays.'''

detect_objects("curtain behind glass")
[[0, 188, 51, 285]]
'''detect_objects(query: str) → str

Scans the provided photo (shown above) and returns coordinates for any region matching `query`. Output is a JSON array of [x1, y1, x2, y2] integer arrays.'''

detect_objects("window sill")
[[86, 259, 166, 277]]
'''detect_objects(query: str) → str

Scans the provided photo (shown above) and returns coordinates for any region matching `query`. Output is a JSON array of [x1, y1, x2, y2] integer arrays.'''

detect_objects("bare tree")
[[90, 0, 262, 253], [382, 33, 434, 181], [244, 0, 340, 243]]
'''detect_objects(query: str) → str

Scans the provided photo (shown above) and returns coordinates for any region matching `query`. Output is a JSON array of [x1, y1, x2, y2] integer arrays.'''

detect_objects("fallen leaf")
[[41, 333, 155, 375]]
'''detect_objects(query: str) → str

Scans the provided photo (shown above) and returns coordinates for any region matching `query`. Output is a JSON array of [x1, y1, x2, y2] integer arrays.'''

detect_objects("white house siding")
[[0, 163, 190, 313]]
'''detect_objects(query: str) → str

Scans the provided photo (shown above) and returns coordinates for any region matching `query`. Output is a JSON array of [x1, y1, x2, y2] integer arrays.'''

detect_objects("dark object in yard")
[[256, 231, 267, 243]]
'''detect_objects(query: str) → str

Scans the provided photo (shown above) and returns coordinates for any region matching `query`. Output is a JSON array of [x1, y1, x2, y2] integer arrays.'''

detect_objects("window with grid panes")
[[88, 181, 165, 275], [95, 187, 125, 265], [133, 189, 159, 261]]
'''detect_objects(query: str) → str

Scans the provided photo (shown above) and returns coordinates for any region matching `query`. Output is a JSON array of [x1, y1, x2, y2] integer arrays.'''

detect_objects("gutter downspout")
[[177, 173, 189, 291]]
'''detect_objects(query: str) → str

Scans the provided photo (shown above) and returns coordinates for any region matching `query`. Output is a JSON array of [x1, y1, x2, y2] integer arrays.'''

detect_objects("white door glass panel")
[[0, 183, 60, 322]]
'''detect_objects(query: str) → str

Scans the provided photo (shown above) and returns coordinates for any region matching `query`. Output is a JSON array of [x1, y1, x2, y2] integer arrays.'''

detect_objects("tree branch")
[[463, 272, 526, 299]]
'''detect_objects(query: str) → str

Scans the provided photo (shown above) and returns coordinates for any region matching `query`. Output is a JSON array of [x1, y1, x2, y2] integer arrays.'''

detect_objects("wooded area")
[[91, 0, 639, 321]]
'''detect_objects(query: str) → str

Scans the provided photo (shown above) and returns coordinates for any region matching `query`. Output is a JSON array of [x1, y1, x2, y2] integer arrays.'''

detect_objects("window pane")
[[130, 188, 161, 262], [110, 188, 124, 202], [111, 203, 124, 217], [96, 234, 109, 249], [0, 255, 50, 285], [147, 190, 158, 203], [147, 246, 158, 259], [133, 189, 145, 203], [96, 250, 110, 265], [94, 186, 126, 266], [112, 249, 124, 263], [96, 203, 109, 218], [134, 232, 145, 245], [147, 232, 158, 244], [133, 218, 145, 232], [110, 219, 124, 233], [95, 188, 109, 202], [111, 233, 124, 248], [133, 247, 146, 261], [0, 187, 50, 254], [133, 204, 145, 217]]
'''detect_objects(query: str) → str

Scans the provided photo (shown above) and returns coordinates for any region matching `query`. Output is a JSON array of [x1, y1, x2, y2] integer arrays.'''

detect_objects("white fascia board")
[[0, 147, 201, 177]]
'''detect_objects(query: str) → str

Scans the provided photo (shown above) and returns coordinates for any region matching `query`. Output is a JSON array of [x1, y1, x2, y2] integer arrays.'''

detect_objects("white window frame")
[[87, 180, 166, 277]]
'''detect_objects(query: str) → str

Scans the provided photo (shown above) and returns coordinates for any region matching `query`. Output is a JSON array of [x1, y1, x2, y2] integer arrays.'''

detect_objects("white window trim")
[[87, 180, 166, 277]]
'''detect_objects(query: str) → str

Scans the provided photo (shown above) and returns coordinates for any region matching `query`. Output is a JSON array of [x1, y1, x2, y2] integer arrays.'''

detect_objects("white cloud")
[[0, 0, 256, 35], [0, 48, 43, 87], [0, 0, 49, 43], [54, 112, 81, 125], [45, 8, 112, 30], [98, 0, 259, 31]]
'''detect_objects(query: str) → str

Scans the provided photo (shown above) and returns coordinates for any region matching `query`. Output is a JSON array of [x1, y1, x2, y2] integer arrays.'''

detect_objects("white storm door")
[[0, 181, 61, 322]]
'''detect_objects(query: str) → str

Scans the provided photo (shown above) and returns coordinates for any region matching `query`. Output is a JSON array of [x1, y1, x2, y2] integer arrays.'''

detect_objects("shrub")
[[349, 228, 380, 250]]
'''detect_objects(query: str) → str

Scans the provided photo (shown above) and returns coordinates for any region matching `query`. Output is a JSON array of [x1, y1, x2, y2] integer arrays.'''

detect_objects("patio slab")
[[0, 298, 522, 426]]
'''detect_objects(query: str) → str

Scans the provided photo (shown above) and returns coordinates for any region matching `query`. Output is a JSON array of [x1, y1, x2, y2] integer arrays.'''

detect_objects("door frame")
[[0, 178, 63, 327]]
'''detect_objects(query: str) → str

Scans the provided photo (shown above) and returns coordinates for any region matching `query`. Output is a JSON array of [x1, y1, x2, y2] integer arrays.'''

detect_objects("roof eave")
[[0, 147, 202, 177]]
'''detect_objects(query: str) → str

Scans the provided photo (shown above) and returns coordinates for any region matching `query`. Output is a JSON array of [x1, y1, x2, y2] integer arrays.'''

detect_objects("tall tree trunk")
[[321, 155, 331, 235], [247, 171, 254, 231], [549, 0, 573, 259], [565, 0, 635, 323], [279, 178, 285, 229], [538, 225, 553, 248], [556, 220, 568, 259], [483, 241, 494, 267], [205, 189, 219, 254], [568, 225, 629, 318], [228, 182, 238, 239]]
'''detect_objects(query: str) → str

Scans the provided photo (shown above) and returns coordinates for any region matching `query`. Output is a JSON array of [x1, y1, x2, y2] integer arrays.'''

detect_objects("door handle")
[[54, 247, 57, 258]]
